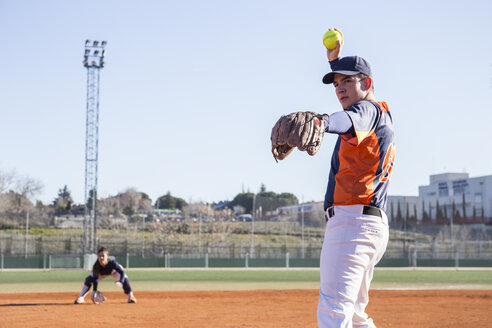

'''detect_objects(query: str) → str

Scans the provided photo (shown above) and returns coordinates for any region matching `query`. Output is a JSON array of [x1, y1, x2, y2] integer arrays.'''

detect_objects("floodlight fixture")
[[83, 39, 107, 68]]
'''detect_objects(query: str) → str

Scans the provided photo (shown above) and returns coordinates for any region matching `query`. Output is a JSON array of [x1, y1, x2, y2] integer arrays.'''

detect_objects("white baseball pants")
[[317, 205, 389, 328]]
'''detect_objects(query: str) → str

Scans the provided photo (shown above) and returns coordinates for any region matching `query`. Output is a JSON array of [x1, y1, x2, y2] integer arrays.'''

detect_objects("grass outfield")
[[0, 268, 491, 292]]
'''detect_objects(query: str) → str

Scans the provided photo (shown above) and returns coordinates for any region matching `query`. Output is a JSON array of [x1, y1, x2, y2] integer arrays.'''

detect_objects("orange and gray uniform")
[[324, 100, 395, 212], [317, 99, 395, 327]]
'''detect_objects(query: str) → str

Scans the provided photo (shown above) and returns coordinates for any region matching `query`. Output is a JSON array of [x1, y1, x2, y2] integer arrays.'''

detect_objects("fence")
[[1, 239, 491, 270], [0, 231, 325, 259], [0, 254, 84, 270], [1, 222, 491, 269]]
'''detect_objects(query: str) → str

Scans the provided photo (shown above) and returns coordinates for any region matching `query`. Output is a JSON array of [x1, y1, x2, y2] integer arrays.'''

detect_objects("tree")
[[230, 190, 299, 214], [277, 193, 299, 205], [396, 201, 402, 221], [422, 199, 428, 221], [258, 191, 276, 198], [405, 202, 410, 221], [257, 191, 298, 213], [52, 185, 73, 215], [0, 169, 16, 194], [462, 193, 467, 219], [117, 188, 152, 212], [14, 175, 43, 202], [155, 192, 187, 210], [182, 202, 211, 219], [0, 169, 43, 215], [0, 169, 43, 227], [58, 185, 70, 199], [122, 205, 135, 216], [229, 192, 254, 213], [99, 188, 153, 216], [435, 200, 442, 219]]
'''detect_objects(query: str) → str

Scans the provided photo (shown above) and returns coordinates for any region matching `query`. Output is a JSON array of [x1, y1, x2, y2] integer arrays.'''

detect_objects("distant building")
[[387, 172, 492, 225]]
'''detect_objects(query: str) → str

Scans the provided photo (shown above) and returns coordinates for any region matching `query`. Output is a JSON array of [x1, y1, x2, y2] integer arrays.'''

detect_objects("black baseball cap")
[[322, 56, 372, 84]]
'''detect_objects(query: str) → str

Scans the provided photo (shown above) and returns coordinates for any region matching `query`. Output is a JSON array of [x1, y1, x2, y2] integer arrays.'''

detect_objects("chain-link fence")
[[1, 217, 491, 269], [1, 239, 491, 270]]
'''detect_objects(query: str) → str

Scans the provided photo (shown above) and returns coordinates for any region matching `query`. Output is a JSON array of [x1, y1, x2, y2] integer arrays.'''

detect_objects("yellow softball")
[[323, 29, 343, 49]]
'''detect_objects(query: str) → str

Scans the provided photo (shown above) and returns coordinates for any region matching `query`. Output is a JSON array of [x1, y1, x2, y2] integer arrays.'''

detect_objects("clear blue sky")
[[1, 0, 491, 205]]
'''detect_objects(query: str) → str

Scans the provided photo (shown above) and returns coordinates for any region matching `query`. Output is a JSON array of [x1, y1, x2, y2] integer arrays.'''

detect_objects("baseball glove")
[[91, 290, 107, 304], [271, 111, 326, 162]]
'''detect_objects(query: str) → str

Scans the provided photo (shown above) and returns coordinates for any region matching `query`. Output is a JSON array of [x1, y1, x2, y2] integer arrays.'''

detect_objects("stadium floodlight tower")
[[82, 39, 107, 254]]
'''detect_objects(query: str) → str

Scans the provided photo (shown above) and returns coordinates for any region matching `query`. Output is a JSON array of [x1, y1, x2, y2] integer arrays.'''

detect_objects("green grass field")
[[0, 268, 491, 293]]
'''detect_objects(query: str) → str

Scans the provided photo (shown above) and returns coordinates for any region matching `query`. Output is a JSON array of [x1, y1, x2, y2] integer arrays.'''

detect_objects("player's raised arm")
[[324, 28, 343, 62]]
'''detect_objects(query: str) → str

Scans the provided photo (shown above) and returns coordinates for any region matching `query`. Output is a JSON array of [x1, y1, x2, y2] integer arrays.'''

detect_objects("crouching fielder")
[[74, 247, 137, 304]]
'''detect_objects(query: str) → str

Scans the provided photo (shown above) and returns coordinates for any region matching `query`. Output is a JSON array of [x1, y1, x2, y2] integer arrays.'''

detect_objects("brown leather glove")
[[271, 111, 326, 162]]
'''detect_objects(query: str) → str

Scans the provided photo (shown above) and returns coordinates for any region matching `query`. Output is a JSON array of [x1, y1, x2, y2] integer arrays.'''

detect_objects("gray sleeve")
[[324, 111, 353, 134]]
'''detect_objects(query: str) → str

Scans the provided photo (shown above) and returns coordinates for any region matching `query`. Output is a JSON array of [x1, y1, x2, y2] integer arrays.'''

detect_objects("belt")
[[327, 205, 382, 219]]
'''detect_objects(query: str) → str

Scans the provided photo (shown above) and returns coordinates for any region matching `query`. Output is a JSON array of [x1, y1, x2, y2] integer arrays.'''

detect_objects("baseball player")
[[74, 247, 137, 304], [317, 31, 395, 327]]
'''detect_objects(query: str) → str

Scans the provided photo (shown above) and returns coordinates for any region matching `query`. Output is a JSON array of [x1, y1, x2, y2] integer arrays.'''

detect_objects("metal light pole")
[[25, 212, 29, 259], [449, 195, 455, 257], [142, 215, 145, 258], [250, 193, 256, 257], [199, 213, 202, 254], [301, 201, 305, 259], [82, 39, 107, 254], [480, 181, 485, 219]]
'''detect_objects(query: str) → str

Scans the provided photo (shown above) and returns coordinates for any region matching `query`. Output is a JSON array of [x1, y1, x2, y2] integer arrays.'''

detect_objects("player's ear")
[[363, 77, 372, 91]]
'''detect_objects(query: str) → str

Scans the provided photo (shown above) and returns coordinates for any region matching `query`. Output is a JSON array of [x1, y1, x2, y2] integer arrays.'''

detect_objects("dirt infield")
[[0, 289, 490, 328]]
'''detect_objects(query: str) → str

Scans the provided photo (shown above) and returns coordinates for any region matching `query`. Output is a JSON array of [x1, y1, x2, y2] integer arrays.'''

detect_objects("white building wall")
[[388, 172, 492, 223], [420, 173, 492, 219]]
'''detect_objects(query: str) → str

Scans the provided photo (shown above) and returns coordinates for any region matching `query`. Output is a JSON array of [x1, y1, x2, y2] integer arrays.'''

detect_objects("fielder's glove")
[[91, 290, 107, 304], [271, 111, 326, 162]]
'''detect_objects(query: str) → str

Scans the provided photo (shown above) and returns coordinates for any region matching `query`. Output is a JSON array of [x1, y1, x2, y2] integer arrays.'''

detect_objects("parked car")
[[237, 214, 252, 222]]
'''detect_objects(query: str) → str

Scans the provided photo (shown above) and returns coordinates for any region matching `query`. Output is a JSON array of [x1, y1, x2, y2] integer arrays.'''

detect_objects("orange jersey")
[[324, 100, 395, 211]]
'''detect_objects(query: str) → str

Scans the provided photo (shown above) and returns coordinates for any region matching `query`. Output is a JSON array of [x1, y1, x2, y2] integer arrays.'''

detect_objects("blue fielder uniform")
[[76, 258, 135, 303], [90, 259, 127, 291]]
